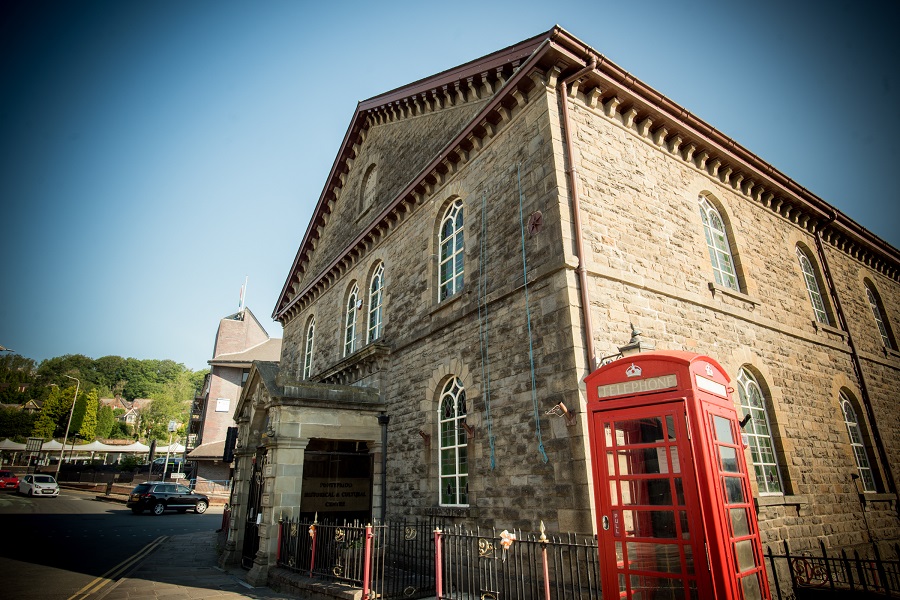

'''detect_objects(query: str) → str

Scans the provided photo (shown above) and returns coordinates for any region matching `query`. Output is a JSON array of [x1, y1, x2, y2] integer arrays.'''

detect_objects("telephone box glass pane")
[[669, 447, 681, 473], [724, 476, 746, 504], [622, 510, 677, 538], [674, 478, 685, 505], [679, 511, 690, 539], [626, 542, 682, 573], [617, 447, 666, 474], [734, 539, 757, 572], [684, 543, 694, 574], [730, 508, 750, 537], [719, 446, 739, 472], [620, 479, 673, 505], [665, 415, 676, 440], [614, 417, 667, 444], [741, 574, 763, 600], [629, 574, 684, 599], [713, 415, 734, 443]]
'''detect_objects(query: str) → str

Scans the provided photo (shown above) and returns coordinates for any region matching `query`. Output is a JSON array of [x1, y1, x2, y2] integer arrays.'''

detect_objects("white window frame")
[[344, 284, 359, 357], [438, 199, 464, 301], [865, 283, 895, 349], [841, 391, 876, 492], [797, 247, 829, 325], [439, 377, 468, 507], [367, 263, 384, 343], [303, 317, 315, 380], [698, 195, 739, 291], [736, 368, 783, 495]]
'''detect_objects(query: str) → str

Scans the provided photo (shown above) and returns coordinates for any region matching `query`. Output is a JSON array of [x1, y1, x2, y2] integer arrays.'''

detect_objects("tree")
[[96, 405, 115, 439], [73, 388, 98, 441], [0, 405, 36, 439], [32, 384, 75, 439]]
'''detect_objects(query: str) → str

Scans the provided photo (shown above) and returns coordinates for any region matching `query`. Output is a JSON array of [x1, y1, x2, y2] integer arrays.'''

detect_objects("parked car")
[[0, 470, 19, 490], [18, 474, 60, 497], [126, 482, 209, 515]]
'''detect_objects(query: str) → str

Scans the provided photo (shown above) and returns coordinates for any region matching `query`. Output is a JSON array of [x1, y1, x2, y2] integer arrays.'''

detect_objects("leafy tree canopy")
[[0, 353, 208, 442]]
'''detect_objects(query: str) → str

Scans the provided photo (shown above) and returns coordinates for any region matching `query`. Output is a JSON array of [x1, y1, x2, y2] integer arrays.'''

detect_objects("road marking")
[[67, 535, 168, 600]]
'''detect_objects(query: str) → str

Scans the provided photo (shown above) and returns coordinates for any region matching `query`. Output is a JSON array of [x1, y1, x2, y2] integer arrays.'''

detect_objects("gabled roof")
[[274, 26, 900, 323], [208, 338, 282, 367]]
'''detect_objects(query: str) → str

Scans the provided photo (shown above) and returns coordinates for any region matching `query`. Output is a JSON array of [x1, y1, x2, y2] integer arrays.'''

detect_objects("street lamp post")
[[55, 375, 80, 481]]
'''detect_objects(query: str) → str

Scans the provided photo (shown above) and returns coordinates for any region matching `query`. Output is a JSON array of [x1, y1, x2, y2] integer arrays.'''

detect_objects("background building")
[[188, 307, 280, 484], [224, 26, 900, 585]]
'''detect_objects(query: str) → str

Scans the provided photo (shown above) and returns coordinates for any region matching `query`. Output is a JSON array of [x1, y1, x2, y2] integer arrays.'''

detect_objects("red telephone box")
[[585, 350, 769, 600]]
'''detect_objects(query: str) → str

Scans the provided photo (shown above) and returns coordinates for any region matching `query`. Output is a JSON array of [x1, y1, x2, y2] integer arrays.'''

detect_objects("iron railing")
[[277, 518, 599, 600], [765, 541, 900, 599], [276, 518, 900, 600]]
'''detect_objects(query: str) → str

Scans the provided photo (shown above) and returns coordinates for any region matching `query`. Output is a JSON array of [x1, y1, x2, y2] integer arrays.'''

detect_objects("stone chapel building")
[[223, 27, 900, 584]]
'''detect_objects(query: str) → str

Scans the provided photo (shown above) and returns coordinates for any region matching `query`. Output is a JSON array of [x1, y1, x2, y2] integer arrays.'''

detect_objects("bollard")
[[363, 524, 373, 599]]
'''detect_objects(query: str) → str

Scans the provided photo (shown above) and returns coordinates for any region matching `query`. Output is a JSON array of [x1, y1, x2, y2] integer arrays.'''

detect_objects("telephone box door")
[[592, 401, 711, 599]]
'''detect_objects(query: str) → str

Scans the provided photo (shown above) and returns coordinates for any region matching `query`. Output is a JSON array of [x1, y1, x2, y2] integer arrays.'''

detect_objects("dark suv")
[[126, 482, 209, 515]]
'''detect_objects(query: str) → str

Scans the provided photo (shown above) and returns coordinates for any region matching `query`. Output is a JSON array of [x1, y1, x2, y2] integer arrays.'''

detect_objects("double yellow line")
[[68, 535, 168, 600]]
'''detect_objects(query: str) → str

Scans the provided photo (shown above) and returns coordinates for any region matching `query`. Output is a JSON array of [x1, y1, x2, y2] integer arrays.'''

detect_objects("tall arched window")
[[367, 263, 384, 343], [438, 199, 464, 301], [865, 282, 895, 349], [439, 377, 468, 506], [344, 284, 359, 356], [797, 246, 829, 325], [698, 195, 739, 291], [303, 316, 315, 380], [736, 368, 783, 495], [840, 391, 876, 492]]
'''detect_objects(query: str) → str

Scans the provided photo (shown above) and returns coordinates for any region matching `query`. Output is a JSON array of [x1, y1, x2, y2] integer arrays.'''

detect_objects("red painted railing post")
[[308, 514, 318, 578], [434, 528, 443, 600], [363, 523, 373, 599], [539, 523, 551, 600]]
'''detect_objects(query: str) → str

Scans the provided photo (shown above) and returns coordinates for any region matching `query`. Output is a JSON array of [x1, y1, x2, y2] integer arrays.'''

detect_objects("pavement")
[[81, 490, 299, 600]]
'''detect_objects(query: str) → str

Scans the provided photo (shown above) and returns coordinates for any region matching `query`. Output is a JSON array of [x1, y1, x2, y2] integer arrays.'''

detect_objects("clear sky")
[[1, 0, 897, 372]]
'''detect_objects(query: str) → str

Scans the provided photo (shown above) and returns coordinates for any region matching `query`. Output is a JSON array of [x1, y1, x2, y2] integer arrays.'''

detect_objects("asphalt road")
[[0, 487, 224, 600]]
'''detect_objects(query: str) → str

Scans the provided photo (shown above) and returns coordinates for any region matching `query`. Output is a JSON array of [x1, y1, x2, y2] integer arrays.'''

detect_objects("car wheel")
[[195, 500, 208, 514], [152, 502, 165, 516], [131, 507, 143, 515]]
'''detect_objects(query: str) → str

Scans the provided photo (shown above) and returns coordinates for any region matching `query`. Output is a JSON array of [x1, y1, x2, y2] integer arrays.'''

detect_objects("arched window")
[[797, 246, 829, 325], [736, 368, 783, 495], [439, 377, 468, 506], [865, 282, 895, 349], [302, 316, 315, 380], [438, 199, 464, 301], [362, 164, 377, 210], [344, 284, 359, 356], [698, 195, 739, 291], [367, 263, 384, 343], [840, 391, 876, 492]]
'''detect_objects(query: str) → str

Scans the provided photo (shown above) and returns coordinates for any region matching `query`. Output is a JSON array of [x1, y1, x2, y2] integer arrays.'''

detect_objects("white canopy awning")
[[0, 438, 26, 450], [156, 443, 186, 453]]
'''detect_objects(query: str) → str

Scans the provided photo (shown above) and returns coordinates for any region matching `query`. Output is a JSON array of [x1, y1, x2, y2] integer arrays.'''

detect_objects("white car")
[[18, 474, 60, 497]]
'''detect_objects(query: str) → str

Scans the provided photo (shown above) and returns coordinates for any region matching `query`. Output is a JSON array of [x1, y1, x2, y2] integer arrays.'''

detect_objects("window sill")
[[426, 505, 476, 518], [431, 289, 466, 316], [884, 347, 900, 360], [859, 492, 897, 506], [755, 494, 808, 509], [708, 282, 762, 310], [813, 321, 847, 341]]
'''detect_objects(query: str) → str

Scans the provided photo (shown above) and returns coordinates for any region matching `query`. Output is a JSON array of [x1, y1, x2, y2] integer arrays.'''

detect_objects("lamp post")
[[55, 375, 80, 481]]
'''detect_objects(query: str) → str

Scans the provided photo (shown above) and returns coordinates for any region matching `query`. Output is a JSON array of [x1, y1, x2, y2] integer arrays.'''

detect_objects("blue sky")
[[1, 0, 897, 372]]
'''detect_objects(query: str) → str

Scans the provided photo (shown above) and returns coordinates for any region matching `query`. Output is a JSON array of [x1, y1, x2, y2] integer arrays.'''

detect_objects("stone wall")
[[566, 87, 900, 550]]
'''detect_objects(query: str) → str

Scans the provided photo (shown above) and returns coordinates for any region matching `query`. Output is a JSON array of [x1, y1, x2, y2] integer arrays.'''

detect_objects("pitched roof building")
[[187, 307, 280, 483], [224, 26, 900, 591]]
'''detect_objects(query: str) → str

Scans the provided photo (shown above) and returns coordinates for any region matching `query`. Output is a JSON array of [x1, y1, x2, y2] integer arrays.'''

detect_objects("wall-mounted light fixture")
[[546, 401, 577, 427]]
